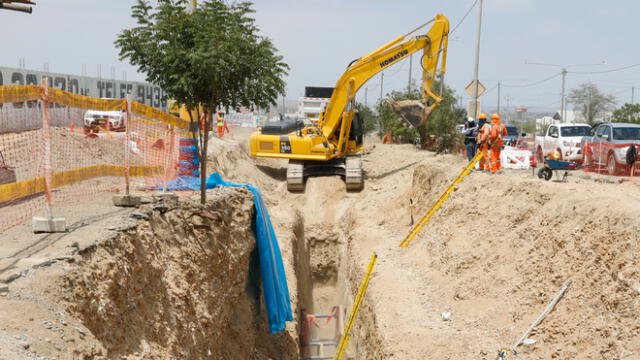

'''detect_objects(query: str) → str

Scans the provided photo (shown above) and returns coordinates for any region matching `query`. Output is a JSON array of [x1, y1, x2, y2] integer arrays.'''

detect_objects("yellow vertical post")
[[334, 253, 378, 360]]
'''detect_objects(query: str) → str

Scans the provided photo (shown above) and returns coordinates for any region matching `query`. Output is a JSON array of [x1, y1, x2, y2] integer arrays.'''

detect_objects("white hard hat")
[[467, 117, 475, 122]]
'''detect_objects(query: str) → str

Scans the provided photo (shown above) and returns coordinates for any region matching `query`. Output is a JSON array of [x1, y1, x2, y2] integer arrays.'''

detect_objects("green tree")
[[567, 83, 616, 125], [611, 103, 640, 123], [116, 0, 288, 203], [354, 102, 377, 134], [376, 81, 464, 153]]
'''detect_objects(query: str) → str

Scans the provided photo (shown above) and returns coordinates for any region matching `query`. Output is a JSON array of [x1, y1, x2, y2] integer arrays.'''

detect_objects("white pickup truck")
[[534, 123, 592, 163]]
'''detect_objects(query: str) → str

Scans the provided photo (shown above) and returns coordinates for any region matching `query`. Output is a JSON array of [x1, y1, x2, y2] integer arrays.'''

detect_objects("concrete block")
[[32, 216, 66, 233], [152, 192, 178, 202], [112, 194, 141, 207]]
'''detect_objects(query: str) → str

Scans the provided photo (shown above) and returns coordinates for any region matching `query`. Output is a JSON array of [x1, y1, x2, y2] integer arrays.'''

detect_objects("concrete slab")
[[112, 194, 141, 207], [152, 192, 178, 202], [32, 216, 66, 233]]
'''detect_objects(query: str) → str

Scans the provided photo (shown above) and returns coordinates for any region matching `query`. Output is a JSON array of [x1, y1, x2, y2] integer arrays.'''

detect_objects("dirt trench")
[[287, 177, 385, 360], [58, 188, 298, 360]]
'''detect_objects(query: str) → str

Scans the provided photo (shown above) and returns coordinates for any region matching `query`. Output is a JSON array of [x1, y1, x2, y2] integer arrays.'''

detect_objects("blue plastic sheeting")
[[163, 174, 293, 333]]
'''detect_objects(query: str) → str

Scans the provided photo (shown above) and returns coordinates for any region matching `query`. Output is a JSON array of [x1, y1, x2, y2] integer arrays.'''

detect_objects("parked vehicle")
[[296, 87, 334, 125], [581, 122, 640, 174], [83, 108, 126, 135], [504, 124, 519, 146], [534, 123, 591, 163]]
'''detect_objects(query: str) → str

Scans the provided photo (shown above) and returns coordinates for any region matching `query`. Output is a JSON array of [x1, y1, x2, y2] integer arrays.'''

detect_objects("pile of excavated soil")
[[0, 188, 298, 360], [357, 145, 640, 359]]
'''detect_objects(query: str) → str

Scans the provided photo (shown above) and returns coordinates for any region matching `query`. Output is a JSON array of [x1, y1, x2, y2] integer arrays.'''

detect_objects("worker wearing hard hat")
[[476, 113, 490, 171], [463, 116, 478, 161], [488, 113, 507, 174]]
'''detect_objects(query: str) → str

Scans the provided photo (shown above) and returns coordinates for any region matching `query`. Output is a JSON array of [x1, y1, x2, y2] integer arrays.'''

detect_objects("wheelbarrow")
[[537, 159, 592, 181]]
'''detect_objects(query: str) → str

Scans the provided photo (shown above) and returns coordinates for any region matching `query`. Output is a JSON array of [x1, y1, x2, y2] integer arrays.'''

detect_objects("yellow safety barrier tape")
[[48, 88, 126, 111], [0, 85, 187, 129], [0, 85, 41, 103], [334, 253, 378, 360], [0, 165, 162, 203], [131, 101, 190, 129], [399, 151, 484, 248]]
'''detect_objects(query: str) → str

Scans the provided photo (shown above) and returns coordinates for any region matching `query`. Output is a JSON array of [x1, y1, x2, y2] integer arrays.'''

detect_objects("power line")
[[502, 72, 562, 88], [569, 63, 640, 75], [451, 0, 479, 34]]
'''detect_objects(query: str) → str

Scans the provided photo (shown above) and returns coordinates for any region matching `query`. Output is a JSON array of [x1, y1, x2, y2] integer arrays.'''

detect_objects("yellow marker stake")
[[334, 253, 378, 360], [399, 152, 483, 248]]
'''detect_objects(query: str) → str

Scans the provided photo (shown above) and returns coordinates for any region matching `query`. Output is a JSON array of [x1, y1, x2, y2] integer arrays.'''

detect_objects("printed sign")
[[0, 66, 167, 111]]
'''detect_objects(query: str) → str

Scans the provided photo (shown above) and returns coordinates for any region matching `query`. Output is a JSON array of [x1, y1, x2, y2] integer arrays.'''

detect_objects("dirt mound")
[[207, 136, 279, 191], [62, 188, 297, 360], [406, 164, 640, 359]]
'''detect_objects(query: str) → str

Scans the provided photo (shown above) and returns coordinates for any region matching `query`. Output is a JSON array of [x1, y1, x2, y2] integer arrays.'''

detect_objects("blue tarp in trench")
[[164, 174, 293, 333]]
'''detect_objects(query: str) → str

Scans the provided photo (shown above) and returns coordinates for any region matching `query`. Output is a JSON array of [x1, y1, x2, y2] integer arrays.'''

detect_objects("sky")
[[2, 0, 640, 113]]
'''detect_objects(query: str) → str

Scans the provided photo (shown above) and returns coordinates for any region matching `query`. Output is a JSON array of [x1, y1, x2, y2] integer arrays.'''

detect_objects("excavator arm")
[[320, 14, 450, 146]]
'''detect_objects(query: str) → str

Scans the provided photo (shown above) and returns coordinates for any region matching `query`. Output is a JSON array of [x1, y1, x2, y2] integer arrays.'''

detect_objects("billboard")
[[0, 66, 167, 111]]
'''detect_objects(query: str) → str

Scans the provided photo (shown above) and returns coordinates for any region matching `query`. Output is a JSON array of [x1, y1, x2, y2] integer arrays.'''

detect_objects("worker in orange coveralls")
[[488, 113, 507, 174], [216, 111, 229, 138], [476, 113, 490, 171]]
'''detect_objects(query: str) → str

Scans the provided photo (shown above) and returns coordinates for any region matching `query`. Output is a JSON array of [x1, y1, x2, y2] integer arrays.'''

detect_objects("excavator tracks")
[[286, 156, 364, 192]]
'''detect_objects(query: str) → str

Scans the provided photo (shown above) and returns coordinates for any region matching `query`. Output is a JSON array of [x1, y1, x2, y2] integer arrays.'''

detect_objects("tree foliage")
[[353, 102, 377, 134], [375, 81, 464, 153], [611, 103, 640, 123], [116, 0, 288, 203], [567, 83, 616, 125]]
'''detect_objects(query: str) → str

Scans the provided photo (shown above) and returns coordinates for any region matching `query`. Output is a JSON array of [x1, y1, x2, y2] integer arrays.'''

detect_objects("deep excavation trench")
[[290, 177, 385, 360]]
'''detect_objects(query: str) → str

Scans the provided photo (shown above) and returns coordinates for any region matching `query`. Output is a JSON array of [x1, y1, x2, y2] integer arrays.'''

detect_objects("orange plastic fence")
[[0, 84, 188, 231]]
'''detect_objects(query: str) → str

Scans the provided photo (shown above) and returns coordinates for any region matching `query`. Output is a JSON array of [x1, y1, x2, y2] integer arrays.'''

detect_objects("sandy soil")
[[1, 128, 639, 359]]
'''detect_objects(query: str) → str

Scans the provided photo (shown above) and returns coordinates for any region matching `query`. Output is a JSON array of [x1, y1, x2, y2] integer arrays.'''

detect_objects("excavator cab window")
[[349, 112, 364, 146]]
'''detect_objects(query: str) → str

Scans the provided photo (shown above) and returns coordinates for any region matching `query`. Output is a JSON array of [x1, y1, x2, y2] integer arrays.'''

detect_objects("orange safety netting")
[[0, 84, 188, 231]]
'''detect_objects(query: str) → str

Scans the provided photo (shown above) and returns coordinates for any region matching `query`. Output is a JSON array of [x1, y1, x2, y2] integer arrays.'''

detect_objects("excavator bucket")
[[388, 99, 433, 128]]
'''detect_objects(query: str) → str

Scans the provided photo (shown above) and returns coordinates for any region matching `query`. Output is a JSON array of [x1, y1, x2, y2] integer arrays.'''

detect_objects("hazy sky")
[[2, 0, 639, 112]]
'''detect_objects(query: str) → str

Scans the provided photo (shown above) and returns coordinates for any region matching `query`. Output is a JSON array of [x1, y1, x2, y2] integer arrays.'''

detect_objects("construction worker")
[[488, 113, 507, 174], [476, 113, 490, 170], [216, 111, 229, 138], [463, 116, 477, 161]]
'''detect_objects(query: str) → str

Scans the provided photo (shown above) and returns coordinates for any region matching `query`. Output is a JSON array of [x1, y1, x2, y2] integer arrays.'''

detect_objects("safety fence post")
[[112, 94, 141, 207], [32, 78, 66, 232]]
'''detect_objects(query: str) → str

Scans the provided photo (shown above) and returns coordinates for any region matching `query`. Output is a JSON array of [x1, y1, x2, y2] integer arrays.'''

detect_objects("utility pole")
[[526, 60, 604, 122], [471, 0, 484, 118], [379, 72, 384, 104], [560, 68, 567, 123], [407, 54, 413, 92], [632, 86, 635, 104], [364, 87, 368, 107], [497, 82, 501, 115]]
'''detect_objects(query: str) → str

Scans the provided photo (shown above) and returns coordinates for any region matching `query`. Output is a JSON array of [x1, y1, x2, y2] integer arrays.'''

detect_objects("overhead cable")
[[451, 0, 479, 34], [502, 72, 562, 88]]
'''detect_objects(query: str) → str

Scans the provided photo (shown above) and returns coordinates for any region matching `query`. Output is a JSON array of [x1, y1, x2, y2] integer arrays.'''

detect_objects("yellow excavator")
[[250, 14, 450, 191]]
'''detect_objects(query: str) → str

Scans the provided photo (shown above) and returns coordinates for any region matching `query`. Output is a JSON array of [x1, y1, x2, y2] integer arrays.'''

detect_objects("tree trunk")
[[418, 126, 428, 149], [200, 110, 210, 205]]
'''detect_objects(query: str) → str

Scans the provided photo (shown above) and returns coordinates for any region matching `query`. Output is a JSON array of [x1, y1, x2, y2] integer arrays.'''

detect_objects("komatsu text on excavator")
[[250, 14, 450, 191]]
